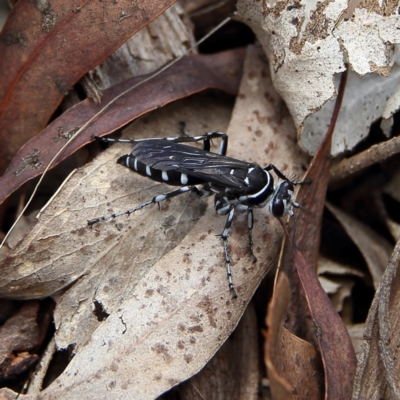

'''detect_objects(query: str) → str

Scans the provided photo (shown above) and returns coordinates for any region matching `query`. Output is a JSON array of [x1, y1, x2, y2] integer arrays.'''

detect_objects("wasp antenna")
[[293, 202, 312, 215], [287, 171, 311, 186], [299, 177, 312, 185]]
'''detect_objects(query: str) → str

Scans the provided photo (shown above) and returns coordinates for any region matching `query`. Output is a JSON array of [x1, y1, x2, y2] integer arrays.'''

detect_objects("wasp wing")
[[131, 140, 254, 189]]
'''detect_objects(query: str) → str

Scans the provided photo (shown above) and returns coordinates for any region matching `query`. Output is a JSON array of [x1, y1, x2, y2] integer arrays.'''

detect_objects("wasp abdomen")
[[117, 154, 205, 186]]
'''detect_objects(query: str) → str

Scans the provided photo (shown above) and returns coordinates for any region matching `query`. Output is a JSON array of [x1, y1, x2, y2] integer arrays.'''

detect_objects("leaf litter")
[[235, 0, 400, 156], [1, 0, 400, 398], [0, 0, 176, 174], [0, 44, 309, 398]]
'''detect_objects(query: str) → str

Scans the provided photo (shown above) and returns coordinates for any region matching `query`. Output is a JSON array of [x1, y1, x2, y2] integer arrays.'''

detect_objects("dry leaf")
[[0, 48, 245, 206], [384, 166, 400, 204], [318, 256, 366, 314], [92, 3, 195, 90], [352, 239, 400, 399], [179, 303, 259, 400], [0, 45, 308, 398], [0, 0, 176, 173], [266, 68, 356, 399], [53, 95, 233, 351], [236, 0, 400, 155], [326, 201, 392, 289], [266, 274, 323, 400], [318, 256, 365, 279], [347, 323, 365, 358], [318, 276, 354, 313], [0, 302, 41, 382]]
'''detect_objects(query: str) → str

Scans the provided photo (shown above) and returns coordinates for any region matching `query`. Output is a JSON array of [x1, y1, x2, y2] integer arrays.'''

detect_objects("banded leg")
[[190, 184, 214, 199], [92, 130, 228, 156], [179, 122, 211, 151], [88, 186, 195, 226], [247, 208, 257, 263], [263, 164, 310, 186], [219, 205, 237, 299], [179, 122, 228, 155], [285, 201, 302, 217]]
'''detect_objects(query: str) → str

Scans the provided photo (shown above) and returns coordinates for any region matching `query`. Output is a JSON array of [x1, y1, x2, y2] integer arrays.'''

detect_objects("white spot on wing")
[[146, 165, 152, 176], [162, 171, 169, 181]]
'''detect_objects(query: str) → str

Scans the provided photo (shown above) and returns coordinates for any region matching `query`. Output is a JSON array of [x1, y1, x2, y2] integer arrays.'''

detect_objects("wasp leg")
[[178, 122, 228, 155], [92, 130, 228, 156], [247, 208, 257, 263], [190, 184, 213, 199], [88, 186, 197, 226], [179, 121, 210, 152], [91, 135, 137, 144], [218, 205, 237, 299]]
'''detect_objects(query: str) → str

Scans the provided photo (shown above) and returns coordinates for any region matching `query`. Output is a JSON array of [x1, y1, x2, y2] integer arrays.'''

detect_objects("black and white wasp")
[[88, 125, 306, 298]]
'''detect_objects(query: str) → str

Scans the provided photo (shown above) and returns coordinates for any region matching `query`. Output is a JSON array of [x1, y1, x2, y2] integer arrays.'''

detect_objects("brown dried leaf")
[[379, 170, 400, 240], [266, 69, 357, 399], [236, 0, 400, 156], [0, 48, 245, 206], [317, 256, 365, 279], [290, 247, 357, 398], [0, 0, 176, 174], [352, 240, 400, 399], [0, 44, 307, 398], [318, 276, 354, 313], [93, 3, 195, 90], [326, 201, 392, 289], [269, 49, 345, 350], [4, 213, 37, 251], [26, 337, 56, 395], [347, 323, 365, 357], [0, 94, 229, 349], [318, 256, 366, 315], [384, 168, 400, 204], [53, 94, 234, 351], [179, 303, 259, 400], [0, 301, 40, 381], [266, 274, 323, 400]]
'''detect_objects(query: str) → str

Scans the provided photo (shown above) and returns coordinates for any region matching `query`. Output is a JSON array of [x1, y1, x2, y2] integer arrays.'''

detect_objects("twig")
[[329, 135, 400, 188]]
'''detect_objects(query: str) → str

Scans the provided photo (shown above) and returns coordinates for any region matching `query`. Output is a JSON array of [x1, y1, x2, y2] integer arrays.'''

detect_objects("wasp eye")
[[271, 199, 284, 217], [270, 181, 295, 217]]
